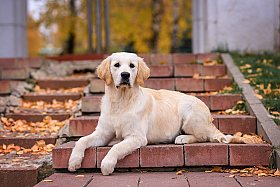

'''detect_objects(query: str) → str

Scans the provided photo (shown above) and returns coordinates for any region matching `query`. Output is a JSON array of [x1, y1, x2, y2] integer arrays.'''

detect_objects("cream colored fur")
[[68, 52, 244, 175]]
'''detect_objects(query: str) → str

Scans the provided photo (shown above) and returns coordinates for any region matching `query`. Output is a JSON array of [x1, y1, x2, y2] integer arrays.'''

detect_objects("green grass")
[[230, 53, 280, 122]]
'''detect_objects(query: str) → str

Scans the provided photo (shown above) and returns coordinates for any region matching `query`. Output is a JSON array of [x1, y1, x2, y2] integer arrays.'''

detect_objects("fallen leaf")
[[242, 79, 250, 83], [205, 171, 212, 173], [12, 159, 20, 162], [75, 175, 84, 177], [211, 166, 223, 172], [240, 174, 253, 177], [43, 180, 53, 182], [176, 171, 183, 175], [274, 168, 280, 176]]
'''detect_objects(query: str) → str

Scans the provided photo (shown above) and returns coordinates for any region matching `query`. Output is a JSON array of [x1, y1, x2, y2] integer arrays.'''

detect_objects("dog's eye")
[[130, 63, 135, 68], [114, 63, 120, 68]]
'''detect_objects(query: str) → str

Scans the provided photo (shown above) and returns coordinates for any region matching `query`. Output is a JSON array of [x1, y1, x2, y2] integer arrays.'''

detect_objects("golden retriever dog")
[[68, 52, 247, 175]]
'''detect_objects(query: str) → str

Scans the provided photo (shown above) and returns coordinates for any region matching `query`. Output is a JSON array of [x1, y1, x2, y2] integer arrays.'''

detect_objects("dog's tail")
[[212, 130, 264, 144]]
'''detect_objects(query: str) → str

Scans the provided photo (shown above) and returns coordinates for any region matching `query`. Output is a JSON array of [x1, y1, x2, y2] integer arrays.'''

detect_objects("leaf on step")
[[75, 175, 84, 177], [43, 180, 53, 182], [242, 79, 250, 83]]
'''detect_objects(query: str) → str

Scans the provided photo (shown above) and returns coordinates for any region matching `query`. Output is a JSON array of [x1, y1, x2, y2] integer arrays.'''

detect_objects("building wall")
[[0, 0, 28, 58], [193, 0, 279, 53]]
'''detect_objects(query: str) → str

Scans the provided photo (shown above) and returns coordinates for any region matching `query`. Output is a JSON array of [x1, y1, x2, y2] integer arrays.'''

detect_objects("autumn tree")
[[27, 14, 43, 57]]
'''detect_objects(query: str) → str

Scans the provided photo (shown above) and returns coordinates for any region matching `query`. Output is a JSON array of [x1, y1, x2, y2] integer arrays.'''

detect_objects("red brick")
[[194, 95, 210, 108], [0, 136, 56, 148], [0, 58, 17, 68], [197, 53, 220, 63], [212, 115, 219, 128], [0, 67, 29, 80], [69, 116, 99, 136], [6, 112, 70, 122], [140, 144, 184, 167], [150, 54, 173, 65], [145, 78, 175, 90], [210, 94, 242, 111], [184, 143, 228, 166], [0, 168, 37, 187], [0, 80, 11, 94], [229, 144, 272, 166], [138, 54, 150, 64], [35, 173, 93, 187], [204, 78, 232, 91], [174, 64, 199, 77], [173, 53, 196, 64], [175, 78, 204, 92], [37, 78, 89, 89], [88, 173, 141, 187], [186, 172, 240, 187], [90, 79, 105, 93], [200, 65, 226, 76], [138, 172, 189, 187], [149, 65, 173, 77], [52, 141, 96, 169], [97, 147, 139, 168], [23, 93, 82, 102], [218, 115, 256, 134], [82, 96, 102, 113], [17, 57, 43, 68]]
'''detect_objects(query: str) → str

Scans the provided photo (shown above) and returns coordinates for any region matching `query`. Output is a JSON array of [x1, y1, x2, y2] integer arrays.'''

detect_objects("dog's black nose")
[[121, 72, 130, 79]]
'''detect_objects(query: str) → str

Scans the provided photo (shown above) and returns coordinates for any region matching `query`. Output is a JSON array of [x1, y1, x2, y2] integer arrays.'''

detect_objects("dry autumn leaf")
[[43, 180, 53, 182], [75, 175, 85, 177], [242, 79, 250, 83]]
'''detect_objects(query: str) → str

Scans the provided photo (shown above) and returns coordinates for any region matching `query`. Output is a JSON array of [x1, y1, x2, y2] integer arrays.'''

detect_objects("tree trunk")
[[171, 0, 179, 53], [151, 0, 164, 53], [62, 0, 76, 54]]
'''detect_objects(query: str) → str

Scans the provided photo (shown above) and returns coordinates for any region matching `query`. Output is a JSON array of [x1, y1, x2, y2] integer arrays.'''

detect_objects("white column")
[[0, 0, 28, 58], [192, 0, 206, 53]]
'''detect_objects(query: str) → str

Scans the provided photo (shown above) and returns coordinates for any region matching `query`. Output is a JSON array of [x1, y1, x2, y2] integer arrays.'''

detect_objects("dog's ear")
[[97, 56, 112, 86], [136, 57, 150, 87]]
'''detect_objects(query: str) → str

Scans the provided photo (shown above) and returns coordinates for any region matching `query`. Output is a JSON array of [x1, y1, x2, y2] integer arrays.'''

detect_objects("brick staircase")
[[0, 53, 277, 186], [52, 53, 272, 174]]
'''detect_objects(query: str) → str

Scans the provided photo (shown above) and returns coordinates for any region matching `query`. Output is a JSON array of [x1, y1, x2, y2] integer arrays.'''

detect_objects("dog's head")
[[97, 52, 150, 88]]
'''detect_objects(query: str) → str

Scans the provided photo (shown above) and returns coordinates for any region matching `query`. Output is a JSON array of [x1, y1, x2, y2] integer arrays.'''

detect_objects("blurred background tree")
[[27, 0, 192, 56]]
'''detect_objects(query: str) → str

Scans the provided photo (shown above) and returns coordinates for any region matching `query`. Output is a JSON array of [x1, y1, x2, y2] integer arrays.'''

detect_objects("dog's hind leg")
[[175, 135, 199, 144]]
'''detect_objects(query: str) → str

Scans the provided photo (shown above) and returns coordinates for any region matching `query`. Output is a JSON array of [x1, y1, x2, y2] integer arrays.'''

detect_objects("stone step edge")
[[23, 92, 82, 102], [5, 112, 70, 122], [90, 77, 233, 93], [36, 79, 90, 90], [68, 115, 256, 137], [0, 168, 38, 187], [81, 94, 243, 113], [53, 141, 272, 169], [0, 136, 56, 148]]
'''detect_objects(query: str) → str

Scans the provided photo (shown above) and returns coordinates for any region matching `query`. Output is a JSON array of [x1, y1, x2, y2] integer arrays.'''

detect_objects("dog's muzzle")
[[118, 72, 130, 87]]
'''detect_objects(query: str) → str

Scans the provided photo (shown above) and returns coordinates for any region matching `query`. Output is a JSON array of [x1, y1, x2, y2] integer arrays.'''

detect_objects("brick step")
[[35, 171, 280, 187], [90, 78, 232, 93], [53, 141, 272, 169], [6, 112, 70, 122], [0, 168, 37, 187], [0, 80, 12, 94], [0, 67, 29, 80], [36, 78, 89, 90], [0, 136, 56, 148], [23, 92, 82, 102], [147, 64, 226, 78], [81, 94, 242, 113], [0, 57, 43, 69], [68, 115, 256, 137]]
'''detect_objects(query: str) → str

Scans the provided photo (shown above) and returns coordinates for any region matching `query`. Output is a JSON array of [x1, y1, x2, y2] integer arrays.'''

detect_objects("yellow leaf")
[[274, 168, 280, 176], [17, 151, 23, 155], [12, 159, 20, 162], [43, 180, 53, 182], [176, 171, 183, 175], [205, 170, 212, 173], [75, 175, 84, 177], [242, 79, 250, 83]]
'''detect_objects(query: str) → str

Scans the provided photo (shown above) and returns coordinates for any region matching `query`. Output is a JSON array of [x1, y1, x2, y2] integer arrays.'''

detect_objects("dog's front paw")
[[68, 154, 83, 172], [101, 158, 117, 175]]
